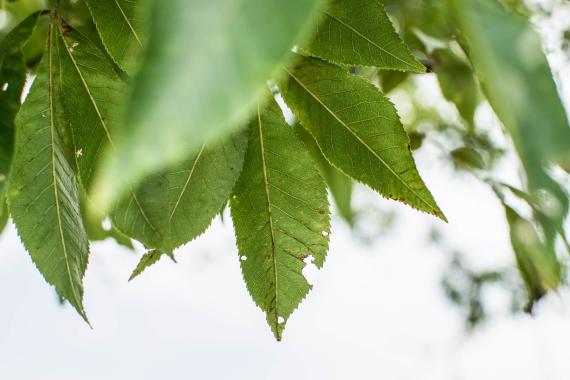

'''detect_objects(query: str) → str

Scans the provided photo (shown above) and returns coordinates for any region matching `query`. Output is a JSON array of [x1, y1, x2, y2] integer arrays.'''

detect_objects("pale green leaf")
[[282, 56, 445, 220], [450, 0, 570, 243], [113, 131, 247, 255], [7, 22, 89, 321], [505, 205, 561, 311], [93, 0, 324, 211], [86, 0, 147, 74], [231, 98, 330, 340], [300, 0, 425, 72]]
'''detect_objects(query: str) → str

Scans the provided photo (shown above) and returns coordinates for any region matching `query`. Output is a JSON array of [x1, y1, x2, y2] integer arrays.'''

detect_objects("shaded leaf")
[[113, 131, 248, 254], [7, 21, 89, 321], [282, 56, 445, 220], [94, 0, 324, 211], [300, 0, 425, 72], [86, 0, 147, 74], [451, 146, 485, 170], [231, 99, 330, 340]]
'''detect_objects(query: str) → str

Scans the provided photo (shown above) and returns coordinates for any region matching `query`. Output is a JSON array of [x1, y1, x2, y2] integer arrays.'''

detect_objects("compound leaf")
[[94, 0, 324, 211], [231, 98, 330, 340], [282, 56, 444, 220], [7, 21, 89, 321], [86, 0, 147, 74], [300, 0, 425, 72]]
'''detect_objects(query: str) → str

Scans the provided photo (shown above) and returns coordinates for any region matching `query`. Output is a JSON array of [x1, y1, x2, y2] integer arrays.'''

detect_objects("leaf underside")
[[231, 98, 330, 340], [282, 56, 445, 220]]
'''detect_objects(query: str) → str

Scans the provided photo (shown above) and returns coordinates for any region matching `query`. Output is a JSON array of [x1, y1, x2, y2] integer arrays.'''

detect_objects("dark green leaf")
[[300, 0, 425, 72], [7, 22, 89, 322], [231, 98, 330, 340], [282, 56, 445, 220]]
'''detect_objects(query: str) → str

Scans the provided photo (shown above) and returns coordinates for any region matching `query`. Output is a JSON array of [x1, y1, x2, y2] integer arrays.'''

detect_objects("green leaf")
[[113, 131, 247, 255], [54, 25, 127, 189], [129, 249, 175, 281], [282, 56, 445, 220], [505, 206, 561, 311], [93, 0, 324, 211], [451, 146, 486, 170], [294, 123, 354, 225], [7, 21, 89, 322], [0, 200, 8, 235], [85, 0, 147, 75], [450, 0, 570, 245], [0, 11, 44, 218], [231, 98, 330, 341], [300, 0, 425, 72], [434, 48, 479, 126]]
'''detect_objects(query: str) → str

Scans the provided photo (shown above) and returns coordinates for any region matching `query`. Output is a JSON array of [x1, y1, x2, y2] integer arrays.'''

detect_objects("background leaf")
[[231, 99, 330, 340]]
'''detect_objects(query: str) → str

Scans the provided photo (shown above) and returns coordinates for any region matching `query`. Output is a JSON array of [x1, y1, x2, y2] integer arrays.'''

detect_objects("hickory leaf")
[[231, 98, 330, 340], [112, 131, 247, 258], [300, 0, 425, 72], [86, 0, 147, 75], [0, 11, 43, 218], [7, 20, 89, 321], [282, 56, 445, 220], [93, 0, 324, 211]]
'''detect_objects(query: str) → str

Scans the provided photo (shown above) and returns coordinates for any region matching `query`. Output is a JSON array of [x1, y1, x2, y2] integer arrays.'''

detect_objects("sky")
[[1, 1, 570, 379]]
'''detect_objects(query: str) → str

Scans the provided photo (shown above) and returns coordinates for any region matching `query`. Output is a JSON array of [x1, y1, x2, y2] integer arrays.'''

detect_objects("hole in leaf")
[[277, 316, 285, 324], [302, 255, 318, 286], [321, 230, 329, 237], [1, 83, 8, 91], [240, 255, 247, 261]]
